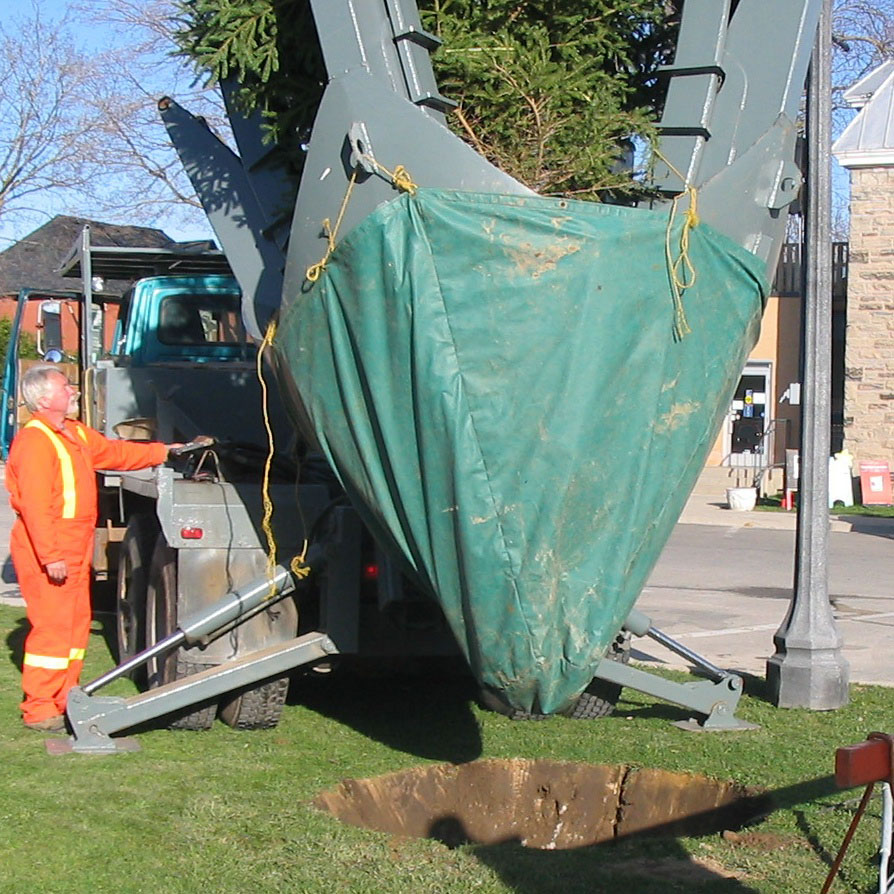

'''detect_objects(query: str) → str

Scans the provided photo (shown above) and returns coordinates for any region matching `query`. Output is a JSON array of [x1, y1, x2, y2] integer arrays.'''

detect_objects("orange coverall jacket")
[[6, 413, 169, 723]]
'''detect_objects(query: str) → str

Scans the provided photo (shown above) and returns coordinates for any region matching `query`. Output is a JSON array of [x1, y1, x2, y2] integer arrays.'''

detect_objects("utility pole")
[[766, 0, 849, 709]]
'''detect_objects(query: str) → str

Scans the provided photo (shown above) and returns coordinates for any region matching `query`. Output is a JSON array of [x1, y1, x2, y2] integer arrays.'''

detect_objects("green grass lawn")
[[1, 603, 892, 893], [757, 493, 894, 517]]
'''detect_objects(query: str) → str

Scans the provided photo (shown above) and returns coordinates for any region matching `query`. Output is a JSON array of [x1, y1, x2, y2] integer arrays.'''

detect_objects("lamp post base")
[[766, 648, 849, 709]]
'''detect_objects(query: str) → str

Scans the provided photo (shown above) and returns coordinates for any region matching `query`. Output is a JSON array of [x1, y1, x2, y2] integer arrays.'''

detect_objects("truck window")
[[37, 301, 63, 357], [111, 291, 133, 356], [157, 293, 246, 346]]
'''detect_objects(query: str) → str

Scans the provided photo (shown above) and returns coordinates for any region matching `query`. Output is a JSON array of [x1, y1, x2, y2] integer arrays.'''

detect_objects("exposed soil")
[[721, 829, 811, 851], [314, 758, 768, 850], [607, 855, 749, 882]]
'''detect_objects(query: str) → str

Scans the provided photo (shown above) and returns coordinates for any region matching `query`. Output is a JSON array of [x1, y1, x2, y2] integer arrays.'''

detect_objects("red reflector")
[[180, 527, 203, 540], [362, 563, 379, 580]]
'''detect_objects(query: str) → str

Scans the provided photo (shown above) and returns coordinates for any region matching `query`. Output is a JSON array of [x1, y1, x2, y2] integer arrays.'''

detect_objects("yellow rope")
[[289, 553, 311, 581], [305, 168, 359, 283], [356, 153, 419, 196], [305, 158, 419, 283], [379, 162, 418, 196], [257, 320, 311, 598], [655, 148, 699, 340]]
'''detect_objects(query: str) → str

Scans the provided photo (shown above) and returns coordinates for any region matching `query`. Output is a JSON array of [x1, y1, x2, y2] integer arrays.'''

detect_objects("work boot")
[[24, 714, 66, 733]]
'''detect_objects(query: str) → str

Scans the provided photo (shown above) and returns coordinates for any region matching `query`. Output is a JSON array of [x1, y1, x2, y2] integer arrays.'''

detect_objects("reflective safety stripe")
[[23, 652, 69, 670], [75, 425, 88, 443], [24, 420, 77, 518], [68, 648, 85, 661]]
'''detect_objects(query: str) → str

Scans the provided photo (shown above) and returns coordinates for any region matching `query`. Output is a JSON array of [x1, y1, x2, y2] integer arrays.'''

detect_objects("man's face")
[[40, 373, 79, 418]]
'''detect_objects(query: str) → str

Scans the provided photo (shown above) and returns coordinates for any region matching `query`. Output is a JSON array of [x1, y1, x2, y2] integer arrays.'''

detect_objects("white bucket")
[[726, 487, 757, 512]]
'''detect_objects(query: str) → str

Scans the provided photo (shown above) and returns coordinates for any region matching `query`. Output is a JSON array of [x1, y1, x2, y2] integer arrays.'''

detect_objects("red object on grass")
[[835, 736, 893, 788]]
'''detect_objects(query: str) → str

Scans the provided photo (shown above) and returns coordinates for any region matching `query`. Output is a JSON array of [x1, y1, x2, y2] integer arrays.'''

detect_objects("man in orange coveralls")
[[6, 365, 180, 732]]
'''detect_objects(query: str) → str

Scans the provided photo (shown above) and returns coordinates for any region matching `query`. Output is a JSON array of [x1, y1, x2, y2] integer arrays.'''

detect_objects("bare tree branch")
[[0, 0, 221, 239], [0, 2, 105, 227]]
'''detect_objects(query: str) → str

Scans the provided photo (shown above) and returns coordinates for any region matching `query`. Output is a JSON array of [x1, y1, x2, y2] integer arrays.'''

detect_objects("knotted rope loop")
[[655, 148, 700, 340]]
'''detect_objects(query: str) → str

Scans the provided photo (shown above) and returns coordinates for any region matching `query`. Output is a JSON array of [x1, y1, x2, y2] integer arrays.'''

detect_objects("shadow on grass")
[[471, 838, 761, 893], [737, 671, 774, 703], [290, 661, 483, 763], [611, 700, 689, 723], [435, 773, 841, 894], [430, 814, 768, 893], [5, 615, 27, 671], [790, 779, 877, 894], [74, 612, 483, 756], [91, 611, 120, 667]]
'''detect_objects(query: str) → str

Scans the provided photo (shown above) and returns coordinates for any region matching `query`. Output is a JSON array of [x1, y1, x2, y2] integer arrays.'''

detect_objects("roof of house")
[[833, 59, 894, 168], [841, 60, 894, 109], [0, 216, 179, 297]]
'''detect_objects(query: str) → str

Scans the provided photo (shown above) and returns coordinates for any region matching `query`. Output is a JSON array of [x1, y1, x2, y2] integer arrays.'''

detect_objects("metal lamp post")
[[766, 0, 849, 709]]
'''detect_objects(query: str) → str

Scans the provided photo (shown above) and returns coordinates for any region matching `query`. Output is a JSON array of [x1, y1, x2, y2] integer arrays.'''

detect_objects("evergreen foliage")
[[174, 0, 676, 198], [175, 0, 325, 152], [0, 318, 38, 365], [420, 1, 673, 196]]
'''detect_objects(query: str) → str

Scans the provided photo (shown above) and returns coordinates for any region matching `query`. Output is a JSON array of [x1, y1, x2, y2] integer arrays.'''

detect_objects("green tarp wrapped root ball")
[[276, 189, 767, 714]]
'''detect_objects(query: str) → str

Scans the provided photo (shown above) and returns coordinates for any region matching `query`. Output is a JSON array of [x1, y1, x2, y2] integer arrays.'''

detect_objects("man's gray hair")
[[21, 364, 67, 413]]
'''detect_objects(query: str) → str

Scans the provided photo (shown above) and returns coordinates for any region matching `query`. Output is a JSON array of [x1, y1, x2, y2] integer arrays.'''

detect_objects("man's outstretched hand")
[[169, 436, 215, 456], [45, 560, 67, 584]]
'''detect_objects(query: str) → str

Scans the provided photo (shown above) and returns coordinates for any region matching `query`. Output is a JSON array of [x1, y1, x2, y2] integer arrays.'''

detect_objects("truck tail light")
[[362, 562, 379, 580], [181, 526, 203, 540]]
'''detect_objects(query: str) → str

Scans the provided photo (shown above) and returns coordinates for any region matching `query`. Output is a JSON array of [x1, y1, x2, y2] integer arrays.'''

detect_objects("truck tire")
[[558, 630, 631, 719], [145, 535, 218, 731], [115, 514, 159, 675], [218, 677, 290, 730], [480, 631, 632, 721]]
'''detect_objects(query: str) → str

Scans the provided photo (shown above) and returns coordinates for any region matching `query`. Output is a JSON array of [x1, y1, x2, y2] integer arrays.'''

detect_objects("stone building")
[[833, 60, 894, 467]]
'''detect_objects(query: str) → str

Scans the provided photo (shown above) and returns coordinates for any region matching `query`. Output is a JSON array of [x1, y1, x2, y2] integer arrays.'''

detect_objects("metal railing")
[[772, 241, 848, 297], [724, 418, 792, 491]]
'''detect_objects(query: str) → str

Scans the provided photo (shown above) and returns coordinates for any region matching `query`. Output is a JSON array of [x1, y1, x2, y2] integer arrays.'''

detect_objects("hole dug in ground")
[[314, 758, 768, 850]]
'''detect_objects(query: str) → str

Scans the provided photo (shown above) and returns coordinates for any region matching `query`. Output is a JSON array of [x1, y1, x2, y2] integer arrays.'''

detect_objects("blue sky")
[[0, 0, 215, 248]]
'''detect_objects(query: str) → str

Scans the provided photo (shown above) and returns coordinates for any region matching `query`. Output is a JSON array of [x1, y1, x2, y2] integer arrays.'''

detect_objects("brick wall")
[[843, 166, 894, 465]]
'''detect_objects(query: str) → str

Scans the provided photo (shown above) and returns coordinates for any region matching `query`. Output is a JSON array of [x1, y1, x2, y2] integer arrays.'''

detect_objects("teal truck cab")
[[111, 274, 248, 365]]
